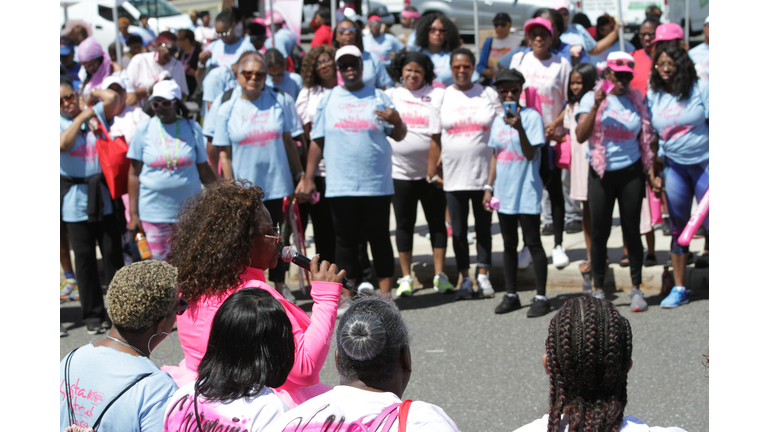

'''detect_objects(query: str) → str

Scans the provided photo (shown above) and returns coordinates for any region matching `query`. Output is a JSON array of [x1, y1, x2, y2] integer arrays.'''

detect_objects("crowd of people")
[[60, 3, 707, 429]]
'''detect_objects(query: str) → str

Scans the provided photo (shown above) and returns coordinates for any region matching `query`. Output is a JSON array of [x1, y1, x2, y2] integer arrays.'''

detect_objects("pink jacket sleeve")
[[282, 281, 341, 388]]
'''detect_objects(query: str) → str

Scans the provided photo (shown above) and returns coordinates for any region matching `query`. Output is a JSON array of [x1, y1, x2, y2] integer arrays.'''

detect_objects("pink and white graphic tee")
[[126, 52, 190, 106], [385, 85, 444, 180], [510, 51, 572, 134], [440, 83, 503, 191]]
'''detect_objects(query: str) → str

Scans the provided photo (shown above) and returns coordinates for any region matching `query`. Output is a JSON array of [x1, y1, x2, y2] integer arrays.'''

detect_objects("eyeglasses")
[[429, 27, 446, 34], [337, 60, 360, 71], [256, 224, 281, 245], [609, 60, 635, 68], [493, 22, 509, 28], [150, 99, 174, 110], [315, 58, 334, 68], [60, 93, 76, 107], [497, 87, 522, 95], [160, 43, 178, 56], [241, 70, 267, 80], [337, 26, 357, 34], [217, 25, 233, 38], [451, 64, 473, 71], [171, 298, 189, 316]]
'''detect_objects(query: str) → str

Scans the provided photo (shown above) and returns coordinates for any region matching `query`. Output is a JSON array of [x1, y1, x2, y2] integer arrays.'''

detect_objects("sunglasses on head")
[[337, 60, 360, 70], [240, 69, 267, 80], [337, 26, 357, 34], [493, 21, 509, 28], [256, 224, 281, 245], [160, 43, 178, 55], [497, 87, 522, 95], [610, 60, 635, 68], [171, 298, 189, 316], [429, 27, 447, 34], [150, 99, 175, 110], [60, 93, 76, 107]]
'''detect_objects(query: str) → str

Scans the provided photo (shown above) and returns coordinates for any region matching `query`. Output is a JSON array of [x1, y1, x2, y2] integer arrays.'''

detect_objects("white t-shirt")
[[509, 51, 572, 134], [163, 381, 288, 432], [126, 52, 190, 106], [385, 85, 444, 180], [488, 34, 519, 71], [108, 104, 151, 145], [263, 386, 459, 432], [295, 85, 333, 177], [194, 24, 217, 45], [514, 414, 688, 432], [440, 83, 503, 191]]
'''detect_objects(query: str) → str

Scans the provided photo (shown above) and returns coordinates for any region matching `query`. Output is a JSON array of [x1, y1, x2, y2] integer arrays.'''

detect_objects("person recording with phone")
[[483, 69, 549, 317]]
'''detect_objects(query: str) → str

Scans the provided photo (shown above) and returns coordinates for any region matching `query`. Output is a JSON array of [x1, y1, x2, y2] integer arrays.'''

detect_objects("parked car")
[[301, 1, 395, 34], [408, 0, 553, 34], [60, 0, 194, 50]]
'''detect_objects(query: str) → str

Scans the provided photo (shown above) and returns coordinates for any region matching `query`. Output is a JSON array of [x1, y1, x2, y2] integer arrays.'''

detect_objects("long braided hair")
[[545, 296, 633, 432]]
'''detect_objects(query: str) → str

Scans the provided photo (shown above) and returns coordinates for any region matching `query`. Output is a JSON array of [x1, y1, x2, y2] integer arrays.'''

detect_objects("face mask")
[[234, 22, 244, 38]]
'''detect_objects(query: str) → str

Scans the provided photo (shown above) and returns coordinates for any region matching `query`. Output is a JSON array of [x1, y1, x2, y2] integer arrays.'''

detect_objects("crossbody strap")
[[90, 373, 153, 431], [64, 347, 82, 427]]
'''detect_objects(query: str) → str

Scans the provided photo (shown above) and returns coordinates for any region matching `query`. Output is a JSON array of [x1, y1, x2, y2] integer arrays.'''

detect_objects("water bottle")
[[135, 233, 152, 260], [374, 95, 387, 128], [582, 272, 592, 292]]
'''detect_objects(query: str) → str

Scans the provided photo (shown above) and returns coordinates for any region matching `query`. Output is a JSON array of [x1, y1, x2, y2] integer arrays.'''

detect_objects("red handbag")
[[90, 117, 130, 199]]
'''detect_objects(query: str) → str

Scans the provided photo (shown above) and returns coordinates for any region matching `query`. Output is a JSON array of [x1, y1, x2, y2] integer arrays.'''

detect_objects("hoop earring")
[[148, 331, 176, 360]]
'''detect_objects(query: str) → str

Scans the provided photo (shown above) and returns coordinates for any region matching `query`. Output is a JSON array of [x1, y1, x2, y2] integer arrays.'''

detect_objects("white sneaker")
[[518, 247, 532, 269], [282, 286, 296, 304], [477, 274, 494, 298], [337, 295, 352, 319], [467, 233, 475, 244], [552, 245, 570, 269], [357, 282, 375, 293]]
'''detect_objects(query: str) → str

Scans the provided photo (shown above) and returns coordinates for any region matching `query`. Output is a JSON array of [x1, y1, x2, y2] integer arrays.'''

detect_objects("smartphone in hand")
[[600, 79, 615, 95], [503, 101, 518, 118]]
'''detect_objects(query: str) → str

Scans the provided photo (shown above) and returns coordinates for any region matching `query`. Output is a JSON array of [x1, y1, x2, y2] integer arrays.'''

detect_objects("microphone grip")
[[291, 252, 357, 293]]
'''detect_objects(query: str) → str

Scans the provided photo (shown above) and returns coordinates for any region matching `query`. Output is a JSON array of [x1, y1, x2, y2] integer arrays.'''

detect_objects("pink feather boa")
[[588, 86, 654, 178]]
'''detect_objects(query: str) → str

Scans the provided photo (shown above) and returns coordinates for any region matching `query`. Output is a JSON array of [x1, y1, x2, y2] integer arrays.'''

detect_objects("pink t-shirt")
[[161, 267, 342, 408], [126, 52, 189, 106], [510, 51, 572, 134], [385, 85, 444, 180], [440, 83, 503, 192]]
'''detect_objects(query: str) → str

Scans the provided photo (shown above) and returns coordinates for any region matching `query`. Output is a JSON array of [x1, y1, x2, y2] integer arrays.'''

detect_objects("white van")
[[580, 0, 708, 32], [60, 0, 194, 50]]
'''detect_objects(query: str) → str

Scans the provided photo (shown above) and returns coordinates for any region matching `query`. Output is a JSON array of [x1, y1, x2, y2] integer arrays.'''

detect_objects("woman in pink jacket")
[[162, 179, 346, 408]]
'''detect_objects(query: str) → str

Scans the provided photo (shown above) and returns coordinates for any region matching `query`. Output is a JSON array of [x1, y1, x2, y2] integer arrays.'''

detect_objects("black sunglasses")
[[240, 70, 267, 80], [493, 22, 509, 28], [60, 93, 76, 107], [160, 43, 178, 55], [171, 298, 188, 316], [497, 87, 522, 95]]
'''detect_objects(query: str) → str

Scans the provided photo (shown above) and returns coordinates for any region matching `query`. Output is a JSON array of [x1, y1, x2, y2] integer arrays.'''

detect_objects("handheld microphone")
[[281, 246, 356, 292]]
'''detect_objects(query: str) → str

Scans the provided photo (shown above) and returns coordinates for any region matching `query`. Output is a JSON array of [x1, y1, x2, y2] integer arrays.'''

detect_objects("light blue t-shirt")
[[576, 91, 642, 172], [422, 49, 480, 88], [203, 85, 242, 138], [265, 28, 297, 58], [60, 101, 114, 222], [202, 65, 238, 104], [688, 42, 709, 81], [646, 81, 709, 165], [59, 344, 178, 431], [487, 108, 546, 215], [312, 85, 395, 197], [406, 31, 417, 51], [267, 71, 303, 99], [363, 33, 405, 66], [560, 23, 597, 52], [588, 40, 636, 67], [213, 89, 295, 201], [127, 117, 208, 223], [362, 51, 394, 89], [204, 38, 257, 68]]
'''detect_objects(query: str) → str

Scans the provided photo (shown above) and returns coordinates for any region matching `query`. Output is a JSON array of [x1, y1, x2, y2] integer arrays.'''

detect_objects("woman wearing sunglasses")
[[214, 55, 305, 301], [60, 75, 125, 335], [414, 13, 478, 88], [439, 48, 503, 300], [60, 260, 183, 431], [164, 180, 347, 408], [127, 80, 216, 262], [575, 51, 654, 311], [197, 8, 256, 68], [332, 19, 393, 89], [126, 31, 189, 106]]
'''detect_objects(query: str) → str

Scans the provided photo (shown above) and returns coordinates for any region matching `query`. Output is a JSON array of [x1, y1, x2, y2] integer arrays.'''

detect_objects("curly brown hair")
[[301, 45, 337, 89], [168, 179, 266, 304]]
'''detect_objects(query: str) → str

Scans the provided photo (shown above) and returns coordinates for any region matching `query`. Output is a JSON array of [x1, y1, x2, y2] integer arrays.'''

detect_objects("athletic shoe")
[[477, 274, 494, 298], [565, 220, 582, 234], [432, 272, 455, 293], [60, 324, 68, 337], [282, 286, 297, 304], [591, 289, 606, 300], [357, 282, 375, 293], [60, 278, 78, 301], [552, 245, 570, 269], [454, 277, 474, 301], [467, 233, 475, 245], [518, 247, 532, 269], [494, 294, 522, 314], [660, 286, 690, 308], [628, 288, 648, 312], [337, 296, 352, 319], [541, 223, 554, 236], [86, 321, 105, 335], [695, 252, 709, 268], [395, 275, 414, 299], [527, 298, 551, 318]]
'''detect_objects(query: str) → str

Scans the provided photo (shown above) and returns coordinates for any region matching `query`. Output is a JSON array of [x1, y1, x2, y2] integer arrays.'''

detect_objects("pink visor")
[[651, 23, 684, 44], [524, 17, 553, 36], [607, 59, 635, 74], [401, 10, 420, 19], [368, 15, 381, 22]]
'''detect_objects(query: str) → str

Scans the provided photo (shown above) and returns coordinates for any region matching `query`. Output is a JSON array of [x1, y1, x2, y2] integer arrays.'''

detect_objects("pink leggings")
[[142, 221, 174, 261]]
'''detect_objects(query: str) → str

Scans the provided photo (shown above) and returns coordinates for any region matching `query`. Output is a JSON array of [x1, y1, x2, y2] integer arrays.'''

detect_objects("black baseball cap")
[[494, 68, 525, 85], [493, 13, 512, 23]]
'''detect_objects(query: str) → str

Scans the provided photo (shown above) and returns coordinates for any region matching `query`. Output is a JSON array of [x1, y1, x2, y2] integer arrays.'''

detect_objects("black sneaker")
[[541, 224, 554, 236], [695, 252, 709, 268], [495, 295, 522, 314], [565, 221, 582, 234], [86, 321, 105, 335], [527, 298, 551, 318]]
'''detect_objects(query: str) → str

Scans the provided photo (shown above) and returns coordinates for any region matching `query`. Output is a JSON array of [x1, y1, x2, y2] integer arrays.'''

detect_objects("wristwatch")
[[483, 185, 494, 191], [426, 175, 440, 184]]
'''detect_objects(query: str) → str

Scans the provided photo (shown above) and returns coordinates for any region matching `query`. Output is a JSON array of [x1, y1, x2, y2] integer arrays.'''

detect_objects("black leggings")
[[392, 179, 447, 252], [328, 195, 394, 279], [298, 176, 337, 264], [264, 198, 286, 284], [588, 161, 645, 288], [64, 214, 124, 324], [445, 190, 493, 273], [546, 166, 565, 246], [498, 213, 548, 296]]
